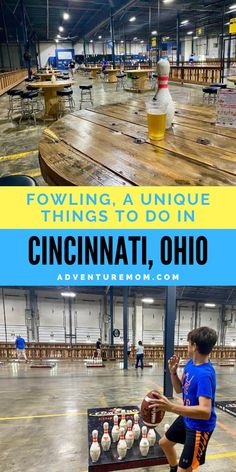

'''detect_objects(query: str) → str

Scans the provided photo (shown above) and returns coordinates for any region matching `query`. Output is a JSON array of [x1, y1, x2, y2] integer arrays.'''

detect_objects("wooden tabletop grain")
[[39, 100, 236, 186]]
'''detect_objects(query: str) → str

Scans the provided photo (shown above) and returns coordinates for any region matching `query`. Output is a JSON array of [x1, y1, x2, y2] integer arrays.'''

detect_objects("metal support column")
[[110, 12, 115, 69], [148, 7, 151, 66], [28, 288, 38, 342], [20, 0, 31, 78], [219, 1, 226, 82], [83, 39, 87, 64], [219, 304, 226, 347], [68, 298, 73, 345], [123, 287, 128, 370], [163, 287, 176, 398], [1, 288, 7, 343], [194, 301, 199, 329], [176, 13, 180, 66], [1, 0, 12, 69], [110, 287, 114, 346], [227, 35, 232, 71]]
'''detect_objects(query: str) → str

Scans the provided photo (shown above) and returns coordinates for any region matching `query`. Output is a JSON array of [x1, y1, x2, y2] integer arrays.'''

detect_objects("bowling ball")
[[140, 390, 165, 427]]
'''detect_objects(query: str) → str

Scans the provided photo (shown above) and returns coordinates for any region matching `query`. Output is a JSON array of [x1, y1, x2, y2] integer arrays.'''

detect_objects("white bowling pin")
[[112, 415, 120, 442], [139, 426, 150, 457], [164, 423, 170, 433], [117, 427, 127, 459], [132, 413, 141, 440], [125, 419, 134, 449], [119, 409, 127, 433], [147, 428, 156, 446], [101, 422, 111, 451], [90, 430, 101, 463], [156, 58, 175, 129]]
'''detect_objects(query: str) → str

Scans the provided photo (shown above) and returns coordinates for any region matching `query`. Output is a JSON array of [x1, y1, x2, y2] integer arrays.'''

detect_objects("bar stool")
[[7, 89, 23, 120], [151, 73, 158, 90], [79, 85, 93, 109], [202, 86, 219, 103], [19, 91, 41, 125], [0, 175, 37, 186], [131, 75, 140, 91], [103, 70, 109, 82], [57, 89, 75, 117], [116, 74, 126, 90]]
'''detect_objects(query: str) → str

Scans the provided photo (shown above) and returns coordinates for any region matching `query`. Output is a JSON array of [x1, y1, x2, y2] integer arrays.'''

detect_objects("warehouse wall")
[[0, 289, 235, 347]]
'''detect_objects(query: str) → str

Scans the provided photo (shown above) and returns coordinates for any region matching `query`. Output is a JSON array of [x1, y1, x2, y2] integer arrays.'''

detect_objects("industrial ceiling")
[[0, 0, 235, 44]]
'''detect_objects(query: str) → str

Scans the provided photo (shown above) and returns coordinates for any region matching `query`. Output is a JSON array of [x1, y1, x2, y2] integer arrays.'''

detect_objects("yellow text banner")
[[0, 186, 235, 230]]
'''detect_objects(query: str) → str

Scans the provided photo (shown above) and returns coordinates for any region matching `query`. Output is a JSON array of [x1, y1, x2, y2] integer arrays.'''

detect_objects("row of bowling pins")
[[85, 358, 103, 365], [90, 416, 156, 463]]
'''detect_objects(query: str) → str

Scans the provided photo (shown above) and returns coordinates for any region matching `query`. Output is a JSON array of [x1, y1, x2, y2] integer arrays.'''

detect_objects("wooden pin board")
[[87, 406, 167, 471]]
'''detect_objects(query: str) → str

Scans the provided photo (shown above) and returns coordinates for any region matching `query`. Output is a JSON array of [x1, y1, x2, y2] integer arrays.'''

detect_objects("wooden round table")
[[39, 72, 61, 81], [38, 102, 236, 186], [125, 69, 155, 91], [227, 76, 236, 86], [31, 80, 73, 116]]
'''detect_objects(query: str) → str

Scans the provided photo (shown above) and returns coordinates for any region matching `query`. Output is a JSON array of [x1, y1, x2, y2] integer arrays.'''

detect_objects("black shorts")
[[165, 416, 213, 470]]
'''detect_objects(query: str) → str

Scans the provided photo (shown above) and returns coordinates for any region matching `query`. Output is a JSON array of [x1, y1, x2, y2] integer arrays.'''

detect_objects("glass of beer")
[[146, 102, 167, 140]]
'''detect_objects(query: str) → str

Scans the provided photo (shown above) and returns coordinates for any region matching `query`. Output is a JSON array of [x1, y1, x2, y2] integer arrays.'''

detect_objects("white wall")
[[0, 289, 235, 348], [39, 42, 72, 67], [73, 40, 147, 58]]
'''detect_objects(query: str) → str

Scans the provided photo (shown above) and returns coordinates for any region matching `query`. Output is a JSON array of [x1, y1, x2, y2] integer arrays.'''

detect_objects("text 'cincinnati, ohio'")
[[28, 236, 208, 266]]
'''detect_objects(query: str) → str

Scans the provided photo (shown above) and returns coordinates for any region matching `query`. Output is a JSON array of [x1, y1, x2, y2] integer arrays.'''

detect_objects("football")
[[140, 390, 165, 427]]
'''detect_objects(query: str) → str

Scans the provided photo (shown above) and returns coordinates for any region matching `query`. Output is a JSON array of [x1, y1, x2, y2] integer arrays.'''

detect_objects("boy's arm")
[[150, 395, 212, 420]]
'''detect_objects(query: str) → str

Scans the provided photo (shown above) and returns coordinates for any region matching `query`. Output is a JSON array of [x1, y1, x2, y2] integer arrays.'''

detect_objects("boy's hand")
[[168, 355, 180, 374], [148, 392, 173, 412]]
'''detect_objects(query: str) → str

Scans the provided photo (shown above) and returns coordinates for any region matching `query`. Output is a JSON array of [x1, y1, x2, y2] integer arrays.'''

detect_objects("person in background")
[[150, 327, 218, 472], [135, 340, 144, 369], [102, 59, 108, 72], [189, 53, 195, 64], [127, 339, 132, 358], [15, 335, 27, 362], [69, 59, 76, 78], [96, 337, 102, 358]]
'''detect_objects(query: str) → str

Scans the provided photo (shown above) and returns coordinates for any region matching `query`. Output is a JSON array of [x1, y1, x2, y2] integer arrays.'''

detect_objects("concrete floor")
[[0, 74, 204, 184], [0, 360, 235, 472]]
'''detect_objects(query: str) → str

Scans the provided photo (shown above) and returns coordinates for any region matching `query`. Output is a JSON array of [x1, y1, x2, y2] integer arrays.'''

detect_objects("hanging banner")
[[230, 18, 236, 34]]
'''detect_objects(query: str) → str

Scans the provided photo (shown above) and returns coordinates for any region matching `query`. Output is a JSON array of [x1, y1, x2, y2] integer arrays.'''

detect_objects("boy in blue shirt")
[[150, 326, 217, 472]]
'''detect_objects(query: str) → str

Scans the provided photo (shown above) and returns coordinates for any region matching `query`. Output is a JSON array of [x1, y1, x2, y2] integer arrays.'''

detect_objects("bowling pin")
[[164, 423, 170, 433], [125, 419, 134, 449], [111, 415, 120, 442], [90, 430, 101, 463], [139, 426, 150, 457], [101, 422, 111, 451], [132, 413, 141, 440], [117, 427, 127, 460], [147, 428, 156, 446], [155, 58, 175, 129], [119, 409, 127, 433]]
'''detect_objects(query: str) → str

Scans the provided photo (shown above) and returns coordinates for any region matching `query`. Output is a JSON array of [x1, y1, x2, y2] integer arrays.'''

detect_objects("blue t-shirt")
[[15, 338, 26, 349], [182, 359, 216, 432]]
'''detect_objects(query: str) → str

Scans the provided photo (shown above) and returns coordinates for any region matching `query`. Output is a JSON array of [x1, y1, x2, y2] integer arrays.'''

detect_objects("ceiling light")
[[193, 36, 198, 39], [59, 26, 64, 32], [129, 16, 136, 22], [225, 22, 230, 25], [140, 40, 144, 43], [61, 292, 76, 298], [229, 4, 236, 9], [142, 298, 154, 304], [163, 0, 174, 3], [120, 40, 124, 43], [204, 303, 216, 307], [181, 20, 189, 25], [63, 12, 70, 20], [55, 39, 59, 43], [152, 30, 157, 35], [98, 35, 102, 39], [187, 31, 193, 35], [133, 37, 137, 40], [90, 39, 93, 43]]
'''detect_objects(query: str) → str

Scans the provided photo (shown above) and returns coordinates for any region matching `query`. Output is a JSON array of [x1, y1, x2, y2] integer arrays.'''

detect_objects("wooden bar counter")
[[39, 100, 236, 186]]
